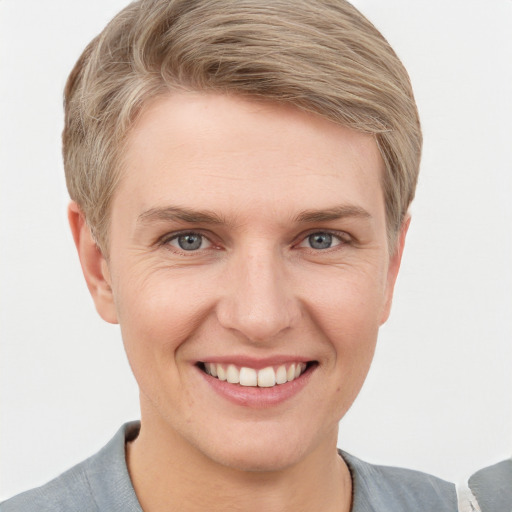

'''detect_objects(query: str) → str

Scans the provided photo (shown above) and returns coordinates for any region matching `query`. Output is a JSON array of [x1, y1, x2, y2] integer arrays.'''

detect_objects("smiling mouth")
[[198, 362, 316, 388]]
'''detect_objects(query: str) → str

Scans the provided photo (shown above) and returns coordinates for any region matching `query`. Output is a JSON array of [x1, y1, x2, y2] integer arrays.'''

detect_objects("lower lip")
[[197, 365, 315, 408]]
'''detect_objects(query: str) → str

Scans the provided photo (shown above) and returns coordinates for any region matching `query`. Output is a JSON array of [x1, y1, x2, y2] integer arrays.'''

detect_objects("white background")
[[1, 0, 511, 501]]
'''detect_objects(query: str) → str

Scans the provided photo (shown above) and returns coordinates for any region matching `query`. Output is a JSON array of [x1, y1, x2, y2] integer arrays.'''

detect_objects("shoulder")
[[468, 458, 512, 512], [0, 462, 96, 512], [0, 422, 142, 512], [340, 451, 457, 512]]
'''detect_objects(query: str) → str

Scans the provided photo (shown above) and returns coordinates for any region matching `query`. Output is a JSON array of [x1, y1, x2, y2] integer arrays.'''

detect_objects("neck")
[[126, 416, 352, 512]]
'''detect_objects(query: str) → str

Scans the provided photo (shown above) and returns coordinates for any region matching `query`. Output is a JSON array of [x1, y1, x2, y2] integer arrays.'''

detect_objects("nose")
[[216, 245, 301, 344]]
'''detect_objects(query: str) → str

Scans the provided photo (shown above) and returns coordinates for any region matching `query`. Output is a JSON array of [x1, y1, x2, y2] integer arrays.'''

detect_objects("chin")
[[209, 442, 307, 473], [188, 421, 322, 474]]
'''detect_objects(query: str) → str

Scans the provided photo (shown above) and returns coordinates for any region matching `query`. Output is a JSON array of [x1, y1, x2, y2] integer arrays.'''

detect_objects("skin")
[[69, 92, 408, 512]]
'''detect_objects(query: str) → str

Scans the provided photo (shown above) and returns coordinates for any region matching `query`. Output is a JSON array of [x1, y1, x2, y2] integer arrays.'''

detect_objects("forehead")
[[115, 92, 385, 224]]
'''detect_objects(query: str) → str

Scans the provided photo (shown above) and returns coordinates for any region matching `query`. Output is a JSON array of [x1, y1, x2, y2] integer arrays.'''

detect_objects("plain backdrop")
[[1, 0, 511, 501]]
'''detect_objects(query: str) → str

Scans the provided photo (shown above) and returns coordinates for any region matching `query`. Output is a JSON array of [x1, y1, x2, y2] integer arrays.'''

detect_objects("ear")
[[68, 202, 118, 324], [380, 216, 410, 325]]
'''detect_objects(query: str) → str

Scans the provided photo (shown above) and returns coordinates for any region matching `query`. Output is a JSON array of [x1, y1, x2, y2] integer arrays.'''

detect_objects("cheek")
[[114, 269, 218, 413], [298, 267, 384, 396], [299, 264, 388, 335], [113, 266, 217, 364]]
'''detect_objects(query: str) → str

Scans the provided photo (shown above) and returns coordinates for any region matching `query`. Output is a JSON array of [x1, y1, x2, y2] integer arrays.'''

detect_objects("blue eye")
[[309, 233, 333, 249], [168, 233, 211, 251], [299, 232, 343, 250]]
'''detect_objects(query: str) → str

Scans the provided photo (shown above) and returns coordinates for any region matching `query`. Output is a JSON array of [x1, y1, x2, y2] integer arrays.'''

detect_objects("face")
[[77, 92, 406, 472]]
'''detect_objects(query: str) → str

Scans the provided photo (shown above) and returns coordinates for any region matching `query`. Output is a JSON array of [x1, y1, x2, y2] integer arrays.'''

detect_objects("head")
[[65, 0, 421, 473], [63, 0, 421, 255]]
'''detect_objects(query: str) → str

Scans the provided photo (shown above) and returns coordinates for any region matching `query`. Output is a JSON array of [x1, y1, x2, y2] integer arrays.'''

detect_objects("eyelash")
[[158, 229, 352, 254]]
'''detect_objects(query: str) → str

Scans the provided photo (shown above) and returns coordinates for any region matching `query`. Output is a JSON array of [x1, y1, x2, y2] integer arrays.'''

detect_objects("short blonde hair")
[[63, 0, 421, 252]]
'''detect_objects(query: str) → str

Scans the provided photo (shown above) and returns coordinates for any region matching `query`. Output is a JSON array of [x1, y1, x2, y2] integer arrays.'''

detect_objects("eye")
[[167, 232, 212, 251], [298, 232, 344, 250]]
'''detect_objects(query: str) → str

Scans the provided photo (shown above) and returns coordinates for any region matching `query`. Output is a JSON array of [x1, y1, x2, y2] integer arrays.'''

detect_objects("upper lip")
[[197, 355, 315, 370]]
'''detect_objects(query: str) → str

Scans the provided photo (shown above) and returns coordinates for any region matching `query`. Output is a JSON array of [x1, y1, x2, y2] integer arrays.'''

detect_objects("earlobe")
[[380, 216, 410, 325], [68, 202, 119, 324]]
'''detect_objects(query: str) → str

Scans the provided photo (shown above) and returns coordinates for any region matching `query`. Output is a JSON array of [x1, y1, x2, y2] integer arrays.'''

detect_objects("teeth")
[[217, 365, 227, 381], [226, 364, 240, 384], [287, 364, 296, 382], [258, 367, 276, 388], [239, 367, 257, 386], [203, 362, 308, 388], [276, 365, 287, 384]]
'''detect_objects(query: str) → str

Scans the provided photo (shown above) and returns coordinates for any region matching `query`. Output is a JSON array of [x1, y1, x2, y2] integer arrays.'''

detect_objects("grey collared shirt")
[[1, 422, 457, 512]]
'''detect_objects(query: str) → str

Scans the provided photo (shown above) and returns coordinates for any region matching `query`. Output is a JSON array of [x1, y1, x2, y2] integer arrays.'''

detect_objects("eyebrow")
[[137, 204, 371, 227], [138, 206, 226, 225], [294, 205, 372, 223]]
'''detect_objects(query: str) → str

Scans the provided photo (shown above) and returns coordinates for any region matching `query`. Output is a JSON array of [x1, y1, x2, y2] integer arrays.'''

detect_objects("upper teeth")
[[203, 363, 307, 387]]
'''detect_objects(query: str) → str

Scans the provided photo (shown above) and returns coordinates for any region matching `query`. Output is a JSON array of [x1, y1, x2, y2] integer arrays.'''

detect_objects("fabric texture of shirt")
[[1, 421, 457, 512]]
